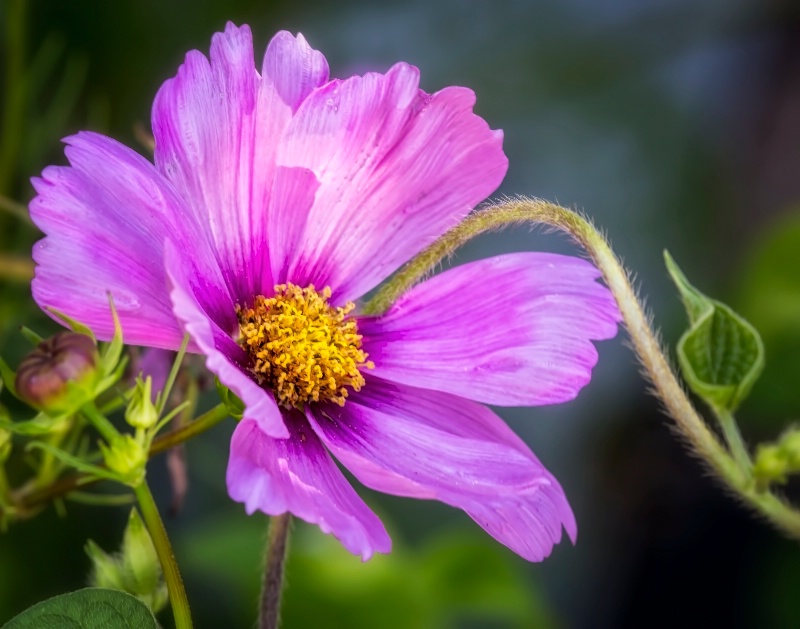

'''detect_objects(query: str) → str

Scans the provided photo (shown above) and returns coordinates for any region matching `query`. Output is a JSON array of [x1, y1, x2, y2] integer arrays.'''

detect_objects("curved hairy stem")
[[365, 196, 800, 540]]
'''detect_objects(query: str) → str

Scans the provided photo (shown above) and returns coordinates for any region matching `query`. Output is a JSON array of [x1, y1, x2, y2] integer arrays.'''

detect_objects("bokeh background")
[[2, 1, 800, 627]]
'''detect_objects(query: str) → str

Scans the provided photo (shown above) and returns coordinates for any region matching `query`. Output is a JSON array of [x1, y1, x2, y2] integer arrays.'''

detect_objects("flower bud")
[[126, 377, 159, 430], [15, 332, 100, 414], [100, 434, 147, 486], [86, 509, 168, 613]]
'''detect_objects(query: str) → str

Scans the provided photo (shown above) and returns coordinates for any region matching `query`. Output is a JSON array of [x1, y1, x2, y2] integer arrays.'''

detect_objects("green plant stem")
[[0, 195, 31, 223], [134, 480, 192, 629], [365, 196, 800, 540], [259, 513, 292, 629], [715, 407, 752, 476], [81, 402, 121, 443], [7, 403, 229, 517]]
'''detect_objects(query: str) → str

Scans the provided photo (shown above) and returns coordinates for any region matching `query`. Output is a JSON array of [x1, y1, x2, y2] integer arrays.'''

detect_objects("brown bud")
[[15, 332, 100, 412]]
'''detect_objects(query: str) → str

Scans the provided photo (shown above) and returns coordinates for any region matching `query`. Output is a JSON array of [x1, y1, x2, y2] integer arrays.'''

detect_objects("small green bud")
[[126, 377, 159, 431], [753, 444, 787, 486], [0, 427, 10, 462], [101, 434, 147, 486], [85, 539, 126, 591], [86, 509, 168, 613], [15, 332, 100, 414]]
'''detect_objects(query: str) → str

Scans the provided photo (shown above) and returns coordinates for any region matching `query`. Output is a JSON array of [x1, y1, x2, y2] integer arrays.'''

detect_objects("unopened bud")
[[15, 332, 99, 414], [126, 377, 159, 430], [101, 434, 146, 486], [753, 444, 788, 487], [86, 509, 168, 613]]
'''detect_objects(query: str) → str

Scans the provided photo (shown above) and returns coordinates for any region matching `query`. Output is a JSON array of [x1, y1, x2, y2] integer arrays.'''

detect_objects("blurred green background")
[[2, 0, 800, 627]]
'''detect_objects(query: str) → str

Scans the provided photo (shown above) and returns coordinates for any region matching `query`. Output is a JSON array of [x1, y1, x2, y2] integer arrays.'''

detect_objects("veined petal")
[[152, 24, 329, 301], [361, 253, 620, 406], [164, 242, 288, 439], [273, 62, 508, 301], [227, 417, 391, 561], [30, 132, 209, 349], [307, 379, 574, 561]]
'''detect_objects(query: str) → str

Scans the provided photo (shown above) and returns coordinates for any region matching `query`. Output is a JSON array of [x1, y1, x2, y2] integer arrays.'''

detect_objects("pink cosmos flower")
[[30, 23, 620, 561]]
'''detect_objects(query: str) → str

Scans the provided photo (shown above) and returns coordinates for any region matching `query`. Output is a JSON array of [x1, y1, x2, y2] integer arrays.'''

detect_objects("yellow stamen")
[[236, 283, 373, 409]]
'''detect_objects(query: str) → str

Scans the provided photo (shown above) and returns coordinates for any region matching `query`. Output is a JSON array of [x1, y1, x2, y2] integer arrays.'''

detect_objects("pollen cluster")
[[237, 283, 373, 409]]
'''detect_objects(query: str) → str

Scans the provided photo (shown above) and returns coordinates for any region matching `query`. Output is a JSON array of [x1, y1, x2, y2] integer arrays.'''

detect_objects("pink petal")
[[273, 62, 508, 301], [307, 379, 575, 562], [164, 242, 288, 439], [227, 417, 391, 561], [30, 132, 211, 349], [152, 24, 328, 301], [360, 253, 620, 406]]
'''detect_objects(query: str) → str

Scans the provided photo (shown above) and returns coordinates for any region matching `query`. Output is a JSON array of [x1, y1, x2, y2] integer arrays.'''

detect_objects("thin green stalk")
[[134, 481, 192, 629], [715, 407, 752, 477], [149, 403, 228, 456], [8, 403, 229, 515], [365, 196, 800, 540], [259, 514, 292, 629], [157, 336, 189, 416], [81, 402, 121, 443], [0, 195, 31, 223]]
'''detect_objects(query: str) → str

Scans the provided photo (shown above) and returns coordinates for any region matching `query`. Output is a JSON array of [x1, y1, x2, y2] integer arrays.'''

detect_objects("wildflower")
[[30, 24, 619, 561]]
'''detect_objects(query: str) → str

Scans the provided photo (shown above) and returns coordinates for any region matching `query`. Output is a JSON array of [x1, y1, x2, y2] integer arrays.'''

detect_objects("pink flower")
[[30, 23, 620, 561]]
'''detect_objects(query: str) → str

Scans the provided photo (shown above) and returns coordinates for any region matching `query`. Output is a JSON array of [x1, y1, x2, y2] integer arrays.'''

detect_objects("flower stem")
[[6, 403, 229, 518], [81, 402, 121, 443], [259, 513, 292, 629], [366, 197, 800, 540], [134, 480, 192, 629], [714, 407, 752, 476]]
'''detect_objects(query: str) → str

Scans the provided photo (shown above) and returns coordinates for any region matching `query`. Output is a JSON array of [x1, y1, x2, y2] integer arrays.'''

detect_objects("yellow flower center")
[[236, 283, 373, 409]]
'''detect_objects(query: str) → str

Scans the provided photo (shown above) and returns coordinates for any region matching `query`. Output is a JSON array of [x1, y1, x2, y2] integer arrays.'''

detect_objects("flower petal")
[[308, 379, 574, 561], [273, 62, 508, 301], [164, 242, 288, 439], [361, 253, 620, 406], [227, 417, 391, 561], [30, 132, 208, 349], [152, 24, 329, 301]]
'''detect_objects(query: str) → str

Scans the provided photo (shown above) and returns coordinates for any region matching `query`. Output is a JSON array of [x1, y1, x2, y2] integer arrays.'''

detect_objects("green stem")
[[0, 195, 31, 223], [715, 407, 752, 476], [81, 402, 121, 443], [157, 336, 189, 416], [134, 481, 192, 629], [259, 514, 292, 629], [365, 197, 800, 540], [149, 403, 229, 456], [8, 403, 229, 515]]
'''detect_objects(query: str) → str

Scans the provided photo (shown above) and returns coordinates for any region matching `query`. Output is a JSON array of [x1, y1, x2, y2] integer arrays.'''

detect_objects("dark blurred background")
[[2, 0, 800, 627]]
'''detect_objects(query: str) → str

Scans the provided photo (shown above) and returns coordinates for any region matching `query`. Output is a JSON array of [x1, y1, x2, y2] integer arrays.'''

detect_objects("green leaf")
[[0, 356, 18, 399], [44, 308, 95, 341], [18, 326, 44, 346], [2, 588, 158, 628], [665, 251, 764, 411]]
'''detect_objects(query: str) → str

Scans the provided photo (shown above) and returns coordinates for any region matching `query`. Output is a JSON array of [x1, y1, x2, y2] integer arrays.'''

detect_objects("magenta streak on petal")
[[30, 131, 211, 350], [272, 62, 508, 302], [164, 241, 288, 439], [227, 417, 391, 561], [307, 378, 575, 561], [360, 252, 620, 407]]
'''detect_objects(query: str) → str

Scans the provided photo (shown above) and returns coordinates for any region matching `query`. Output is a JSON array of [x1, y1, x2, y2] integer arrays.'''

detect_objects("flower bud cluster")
[[754, 429, 800, 488]]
